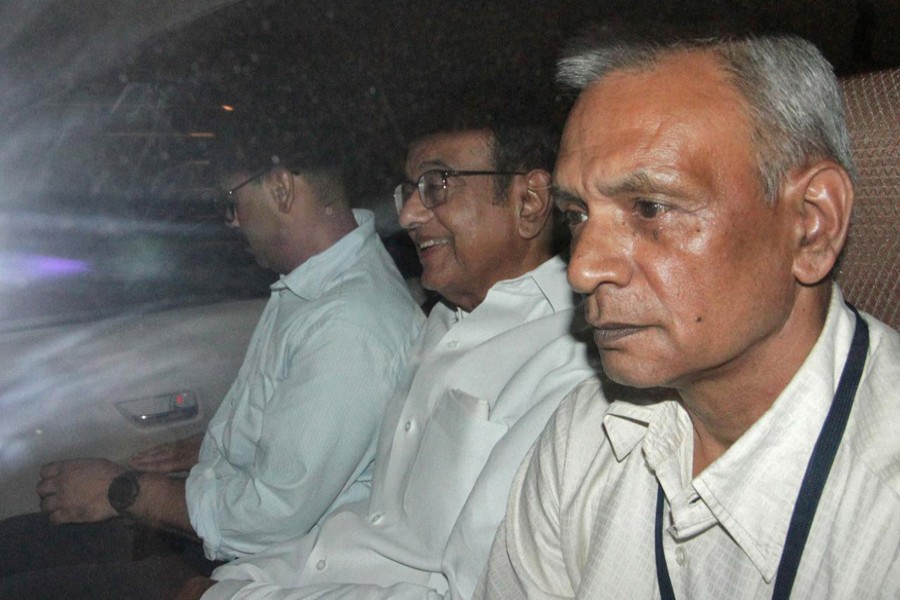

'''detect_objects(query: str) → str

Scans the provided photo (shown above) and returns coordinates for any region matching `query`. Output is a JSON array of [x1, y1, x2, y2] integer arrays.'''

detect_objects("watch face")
[[107, 471, 140, 513]]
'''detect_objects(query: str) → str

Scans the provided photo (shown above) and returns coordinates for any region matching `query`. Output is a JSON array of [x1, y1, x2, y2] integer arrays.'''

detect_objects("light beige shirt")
[[478, 286, 900, 600]]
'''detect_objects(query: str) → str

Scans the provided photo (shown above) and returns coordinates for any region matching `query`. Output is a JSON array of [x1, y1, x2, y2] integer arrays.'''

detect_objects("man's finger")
[[130, 452, 167, 465], [35, 478, 55, 498], [39, 493, 57, 513], [47, 508, 70, 525], [130, 449, 158, 461], [129, 446, 171, 465], [39, 462, 60, 478], [129, 457, 168, 472]]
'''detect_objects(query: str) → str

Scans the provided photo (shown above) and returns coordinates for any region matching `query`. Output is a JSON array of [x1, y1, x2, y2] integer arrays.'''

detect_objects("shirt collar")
[[436, 255, 577, 321], [271, 209, 375, 299], [481, 255, 575, 313], [428, 255, 578, 342], [603, 284, 857, 581]]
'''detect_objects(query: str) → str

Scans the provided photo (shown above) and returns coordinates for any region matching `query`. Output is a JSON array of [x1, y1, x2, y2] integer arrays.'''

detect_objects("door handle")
[[116, 391, 198, 426]]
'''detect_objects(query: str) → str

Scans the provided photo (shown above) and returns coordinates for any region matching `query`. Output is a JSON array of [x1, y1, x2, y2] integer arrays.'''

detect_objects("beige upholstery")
[[836, 68, 900, 331]]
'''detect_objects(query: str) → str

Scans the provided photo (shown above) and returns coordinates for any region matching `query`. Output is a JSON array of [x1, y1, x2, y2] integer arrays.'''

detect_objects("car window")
[[0, 78, 274, 331], [1, 1, 897, 331]]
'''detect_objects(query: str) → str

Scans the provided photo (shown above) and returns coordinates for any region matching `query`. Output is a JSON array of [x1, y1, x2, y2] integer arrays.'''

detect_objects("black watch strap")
[[107, 471, 142, 514]]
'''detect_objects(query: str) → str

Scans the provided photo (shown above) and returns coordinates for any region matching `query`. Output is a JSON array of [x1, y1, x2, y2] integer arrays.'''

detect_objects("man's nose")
[[567, 219, 633, 294], [397, 191, 431, 230]]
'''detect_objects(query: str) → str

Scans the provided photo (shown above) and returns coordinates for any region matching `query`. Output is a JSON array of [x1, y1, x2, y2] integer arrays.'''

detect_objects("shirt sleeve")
[[187, 318, 403, 560]]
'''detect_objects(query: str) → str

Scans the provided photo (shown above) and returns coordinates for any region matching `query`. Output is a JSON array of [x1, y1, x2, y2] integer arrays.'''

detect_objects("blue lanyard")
[[655, 308, 870, 600]]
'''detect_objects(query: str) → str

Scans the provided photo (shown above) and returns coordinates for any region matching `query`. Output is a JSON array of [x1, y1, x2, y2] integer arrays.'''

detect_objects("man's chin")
[[240, 243, 265, 269], [248, 252, 268, 270], [600, 355, 670, 390], [418, 270, 443, 295]]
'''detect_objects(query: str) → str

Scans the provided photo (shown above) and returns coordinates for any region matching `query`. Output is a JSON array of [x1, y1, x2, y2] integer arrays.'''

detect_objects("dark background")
[[4, 0, 899, 207], [0, 0, 897, 326]]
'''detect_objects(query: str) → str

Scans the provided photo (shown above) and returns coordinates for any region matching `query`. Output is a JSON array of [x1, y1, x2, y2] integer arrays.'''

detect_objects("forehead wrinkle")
[[407, 130, 493, 172], [562, 52, 747, 146], [557, 131, 683, 197], [559, 104, 731, 206]]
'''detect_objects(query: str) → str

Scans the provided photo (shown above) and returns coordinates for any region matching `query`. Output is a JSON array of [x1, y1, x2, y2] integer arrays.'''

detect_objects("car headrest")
[[836, 68, 899, 331]]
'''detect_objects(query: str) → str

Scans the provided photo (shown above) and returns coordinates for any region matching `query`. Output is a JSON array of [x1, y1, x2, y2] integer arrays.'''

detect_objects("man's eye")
[[633, 200, 668, 219], [420, 172, 447, 191], [563, 209, 587, 228]]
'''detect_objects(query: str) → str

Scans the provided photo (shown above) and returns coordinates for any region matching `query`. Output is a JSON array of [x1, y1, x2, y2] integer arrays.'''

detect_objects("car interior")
[[0, 1, 897, 525], [834, 68, 899, 332]]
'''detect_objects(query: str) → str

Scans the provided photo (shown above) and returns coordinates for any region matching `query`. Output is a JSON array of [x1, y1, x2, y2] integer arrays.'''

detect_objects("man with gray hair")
[[477, 34, 900, 599]]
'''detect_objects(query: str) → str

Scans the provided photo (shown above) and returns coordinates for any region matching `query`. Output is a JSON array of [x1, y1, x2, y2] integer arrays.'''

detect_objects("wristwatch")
[[107, 471, 141, 514]]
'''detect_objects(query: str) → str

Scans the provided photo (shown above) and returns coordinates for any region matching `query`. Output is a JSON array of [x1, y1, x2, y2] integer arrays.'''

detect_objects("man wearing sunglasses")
[[0, 134, 425, 598], [179, 122, 599, 600]]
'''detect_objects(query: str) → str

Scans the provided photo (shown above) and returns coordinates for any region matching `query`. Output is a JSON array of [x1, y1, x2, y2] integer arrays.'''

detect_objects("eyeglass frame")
[[393, 169, 526, 215], [220, 166, 273, 223]]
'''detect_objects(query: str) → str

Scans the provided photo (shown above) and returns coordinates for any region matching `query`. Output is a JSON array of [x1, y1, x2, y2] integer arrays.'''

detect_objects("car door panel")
[[0, 297, 266, 519]]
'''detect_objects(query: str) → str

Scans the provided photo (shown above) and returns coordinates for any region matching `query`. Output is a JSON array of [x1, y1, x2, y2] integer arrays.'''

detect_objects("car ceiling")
[[1, 0, 898, 229]]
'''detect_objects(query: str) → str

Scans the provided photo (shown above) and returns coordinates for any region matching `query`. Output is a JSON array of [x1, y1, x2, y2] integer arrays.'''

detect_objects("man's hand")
[[129, 434, 203, 473], [36, 459, 124, 524], [172, 576, 216, 600]]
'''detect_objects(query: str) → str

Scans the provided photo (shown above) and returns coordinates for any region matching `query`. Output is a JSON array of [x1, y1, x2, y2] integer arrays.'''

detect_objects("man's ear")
[[514, 169, 553, 240], [267, 167, 296, 214], [784, 160, 854, 285]]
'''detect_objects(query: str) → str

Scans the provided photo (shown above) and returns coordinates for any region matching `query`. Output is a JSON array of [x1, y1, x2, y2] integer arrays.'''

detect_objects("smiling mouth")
[[416, 239, 449, 252]]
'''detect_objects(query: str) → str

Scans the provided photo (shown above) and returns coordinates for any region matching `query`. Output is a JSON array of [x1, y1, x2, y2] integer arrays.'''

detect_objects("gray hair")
[[558, 35, 855, 203]]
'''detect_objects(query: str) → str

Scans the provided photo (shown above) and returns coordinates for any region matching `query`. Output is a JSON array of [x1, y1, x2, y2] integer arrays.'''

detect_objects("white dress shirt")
[[186, 210, 425, 561], [203, 255, 600, 599], [477, 285, 900, 600]]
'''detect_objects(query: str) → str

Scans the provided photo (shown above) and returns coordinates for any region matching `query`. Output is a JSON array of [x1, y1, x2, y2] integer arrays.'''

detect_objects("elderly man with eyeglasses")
[[173, 121, 600, 600], [0, 134, 425, 599]]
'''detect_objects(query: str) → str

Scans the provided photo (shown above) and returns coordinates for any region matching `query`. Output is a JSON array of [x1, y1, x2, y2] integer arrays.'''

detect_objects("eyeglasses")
[[220, 167, 272, 223], [393, 169, 525, 215]]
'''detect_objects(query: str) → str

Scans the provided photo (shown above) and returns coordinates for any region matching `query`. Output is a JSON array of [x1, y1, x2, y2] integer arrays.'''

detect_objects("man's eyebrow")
[[595, 170, 677, 197], [552, 171, 680, 207], [416, 159, 452, 172], [550, 186, 585, 209]]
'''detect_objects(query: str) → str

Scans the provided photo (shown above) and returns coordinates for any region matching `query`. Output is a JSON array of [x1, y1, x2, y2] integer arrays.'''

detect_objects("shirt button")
[[316, 559, 327, 571], [371, 513, 383, 524], [675, 546, 686, 566], [447, 340, 459, 349], [404, 420, 412, 432]]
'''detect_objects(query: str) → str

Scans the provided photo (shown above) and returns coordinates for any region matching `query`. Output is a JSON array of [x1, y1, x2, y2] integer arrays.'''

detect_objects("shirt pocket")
[[219, 370, 272, 464], [402, 388, 507, 553]]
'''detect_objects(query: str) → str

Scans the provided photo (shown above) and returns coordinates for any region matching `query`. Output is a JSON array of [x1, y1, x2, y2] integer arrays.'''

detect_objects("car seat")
[[836, 67, 899, 331]]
